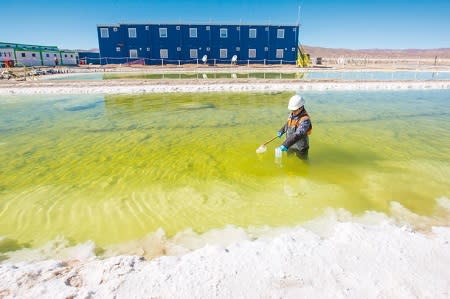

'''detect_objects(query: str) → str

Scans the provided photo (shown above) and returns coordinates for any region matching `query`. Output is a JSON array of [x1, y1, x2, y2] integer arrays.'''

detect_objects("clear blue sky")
[[3, 0, 450, 50]]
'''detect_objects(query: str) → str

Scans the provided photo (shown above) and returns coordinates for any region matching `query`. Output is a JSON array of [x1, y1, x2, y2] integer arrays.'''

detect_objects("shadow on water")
[[312, 143, 380, 165], [0, 238, 31, 254]]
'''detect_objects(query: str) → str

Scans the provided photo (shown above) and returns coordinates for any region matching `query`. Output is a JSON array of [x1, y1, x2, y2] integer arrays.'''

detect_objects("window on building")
[[70, 55, 73, 58], [100, 28, 109, 38], [128, 28, 137, 38], [265, 27, 269, 31], [64, 54, 68, 57], [236, 26, 240, 31], [177, 47, 181, 52], [220, 28, 228, 38], [206, 47, 210, 52], [276, 49, 284, 59], [145, 26, 149, 30], [129, 49, 138, 58], [160, 49, 168, 59], [264, 47, 268, 51], [248, 49, 256, 58], [116, 47, 121, 52], [277, 29, 285, 38], [21, 53, 26, 57], [292, 47, 296, 51], [189, 28, 197, 38], [32, 53, 36, 57], [190, 49, 198, 59], [0, 53, 2, 57], [159, 28, 168, 38], [249, 29, 257, 38], [54, 54, 57, 57], [113, 27, 118, 32], [206, 26, 210, 31], [46, 54, 49, 57], [236, 47, 240, 51], [146, 48, 150, 52], [220, 49, 227, 59]]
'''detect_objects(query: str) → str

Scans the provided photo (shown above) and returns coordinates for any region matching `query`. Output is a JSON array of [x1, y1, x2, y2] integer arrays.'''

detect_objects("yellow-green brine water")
[[0, 90, 449, 252]]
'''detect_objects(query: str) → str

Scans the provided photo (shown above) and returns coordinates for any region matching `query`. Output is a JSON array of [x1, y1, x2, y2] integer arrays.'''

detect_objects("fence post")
[[178, 60, 180, 66], [161, 59, 163, 67], [264, 59, 266, 66], [247, 59, 249, 67], [196, 59, 199, 66], [214, 59, 216, 66]]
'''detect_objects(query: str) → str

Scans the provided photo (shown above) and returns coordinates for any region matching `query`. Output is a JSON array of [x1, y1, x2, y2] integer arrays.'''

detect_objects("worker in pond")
[[277, 94, 312, 160]]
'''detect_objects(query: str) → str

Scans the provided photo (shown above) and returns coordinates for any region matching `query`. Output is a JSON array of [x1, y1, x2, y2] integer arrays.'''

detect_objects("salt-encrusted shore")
[[0, 221, 449, 298], [1, 79, 450, 95], [1, 199, 449, 299]]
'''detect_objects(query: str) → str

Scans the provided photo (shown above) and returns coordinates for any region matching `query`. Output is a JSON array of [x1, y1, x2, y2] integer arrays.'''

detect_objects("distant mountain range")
[[302, 45, 450, 59]]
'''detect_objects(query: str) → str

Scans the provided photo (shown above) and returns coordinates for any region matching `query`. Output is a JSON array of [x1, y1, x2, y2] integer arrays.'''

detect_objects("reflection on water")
[[0, 91, 449, 252]]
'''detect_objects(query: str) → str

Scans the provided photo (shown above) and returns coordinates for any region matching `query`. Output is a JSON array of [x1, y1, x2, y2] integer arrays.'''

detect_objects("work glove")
[[279, 145, 288, 152], [277, 131, 284, 138]]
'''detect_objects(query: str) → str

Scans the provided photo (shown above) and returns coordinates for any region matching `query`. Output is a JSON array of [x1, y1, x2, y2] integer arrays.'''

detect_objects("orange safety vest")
[[287, 113, 312, 135]]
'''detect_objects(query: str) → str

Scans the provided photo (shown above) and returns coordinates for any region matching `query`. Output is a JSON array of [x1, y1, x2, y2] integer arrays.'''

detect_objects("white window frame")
[[276, 49, 284, 59], [189, 28, 197, 38], [145, 26, 149, 30], [160, 49, 168, 59], [116, 47, 120, 52], [159, 28, 168, 38], [190, 49, 198, 59], [128, 28, 137, 38], [220, 48, 227, 58], [220, 28, 228, 38], [248, 49, 256, 58], [249, 28, 257, 38], [129, 49, 138, 58], [100, 28, 109, 38], [206, 26, 210, 31], [113, 27, 118, 32], [146, 47, 150, 52], [277, 29, 285, 39]]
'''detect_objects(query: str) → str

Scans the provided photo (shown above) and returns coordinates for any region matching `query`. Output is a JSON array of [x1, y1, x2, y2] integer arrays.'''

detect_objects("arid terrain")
[[303, 45, 450, 59]]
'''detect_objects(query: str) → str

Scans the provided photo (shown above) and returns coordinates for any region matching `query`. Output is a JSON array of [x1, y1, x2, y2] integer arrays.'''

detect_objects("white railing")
[[79, 56, 297, 66]]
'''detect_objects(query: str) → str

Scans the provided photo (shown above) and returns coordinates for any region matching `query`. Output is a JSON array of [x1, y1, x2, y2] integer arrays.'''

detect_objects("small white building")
[[42, 50, 61, 66], [60, 50, 79, 65], [0, 48, 15, 67], [15, 48, 42, 66]]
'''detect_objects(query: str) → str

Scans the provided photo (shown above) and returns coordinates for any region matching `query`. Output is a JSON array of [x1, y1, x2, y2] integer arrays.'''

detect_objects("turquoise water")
[[0, 90, 449, 253]]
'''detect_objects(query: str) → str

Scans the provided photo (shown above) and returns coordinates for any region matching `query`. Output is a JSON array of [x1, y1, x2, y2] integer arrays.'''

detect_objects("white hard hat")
[[288, 94, 305, 110]]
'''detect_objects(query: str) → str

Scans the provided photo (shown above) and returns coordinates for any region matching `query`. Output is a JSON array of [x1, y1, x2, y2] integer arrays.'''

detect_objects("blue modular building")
[[97, 23, 299, 65]]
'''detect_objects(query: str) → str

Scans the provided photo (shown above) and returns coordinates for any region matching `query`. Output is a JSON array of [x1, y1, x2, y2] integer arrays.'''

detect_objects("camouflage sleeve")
[[282, 119, 311, 148], [278, 123, 287, 135]]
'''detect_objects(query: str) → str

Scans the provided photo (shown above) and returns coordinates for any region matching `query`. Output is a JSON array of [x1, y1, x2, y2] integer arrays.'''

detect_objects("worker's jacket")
[[278, 109, 312, 153]]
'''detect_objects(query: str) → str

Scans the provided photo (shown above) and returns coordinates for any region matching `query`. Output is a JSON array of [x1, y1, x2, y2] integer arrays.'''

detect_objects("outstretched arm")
[[278, 123, 287, 137]]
